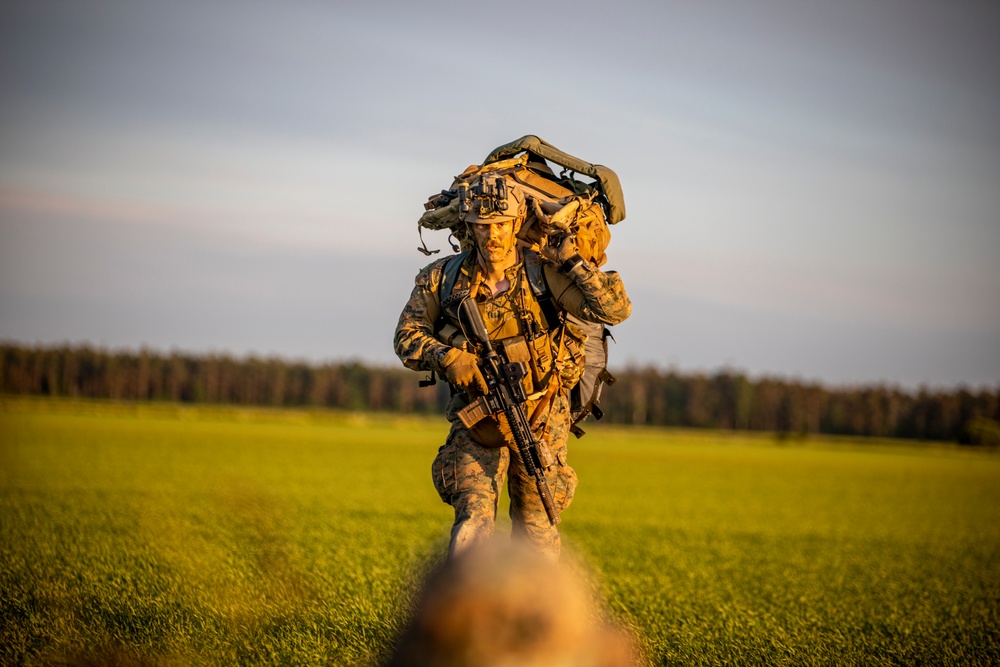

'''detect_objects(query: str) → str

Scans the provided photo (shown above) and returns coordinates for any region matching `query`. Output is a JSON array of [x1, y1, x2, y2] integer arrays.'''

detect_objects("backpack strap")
[[438, 251, 470, 304], [439, 249, 560, 331], [418, 252, 470, 389], [523, 249, 560, 330]]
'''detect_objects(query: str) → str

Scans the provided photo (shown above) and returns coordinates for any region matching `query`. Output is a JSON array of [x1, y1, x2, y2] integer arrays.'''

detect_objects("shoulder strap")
[[420, 252, 470, 390], [438, 251, 470, 303], [439, 249, 560, 330], [523, 249, 560, 330]]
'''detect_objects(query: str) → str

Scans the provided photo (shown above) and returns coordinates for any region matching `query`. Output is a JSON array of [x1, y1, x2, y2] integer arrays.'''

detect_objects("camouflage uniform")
[[395, 250, 630, 559]]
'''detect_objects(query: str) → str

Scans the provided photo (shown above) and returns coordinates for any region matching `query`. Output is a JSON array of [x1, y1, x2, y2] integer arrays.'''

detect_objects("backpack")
[[418, 136, 625, 437], [417, 135, 624, 266]]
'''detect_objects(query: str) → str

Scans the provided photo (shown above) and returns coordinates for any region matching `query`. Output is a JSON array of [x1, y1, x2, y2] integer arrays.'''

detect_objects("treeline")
[[598, 368, 1000, 444], [2, 343, 999, 444], [0, 343, 446, 415]]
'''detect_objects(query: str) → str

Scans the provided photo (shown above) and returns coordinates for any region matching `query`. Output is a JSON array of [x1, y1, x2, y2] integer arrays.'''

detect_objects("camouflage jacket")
[[393, 251, 631, 379]]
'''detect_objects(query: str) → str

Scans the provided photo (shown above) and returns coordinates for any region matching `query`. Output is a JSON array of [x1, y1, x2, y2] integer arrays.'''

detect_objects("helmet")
[[459, 175, 526, 224]]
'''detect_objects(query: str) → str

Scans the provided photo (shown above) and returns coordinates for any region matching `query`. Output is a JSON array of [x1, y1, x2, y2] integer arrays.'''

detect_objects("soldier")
[[394, 173, 631, 560]]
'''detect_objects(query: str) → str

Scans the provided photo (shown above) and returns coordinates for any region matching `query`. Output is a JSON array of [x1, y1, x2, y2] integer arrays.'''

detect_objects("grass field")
[[1, 397, 998, 666]]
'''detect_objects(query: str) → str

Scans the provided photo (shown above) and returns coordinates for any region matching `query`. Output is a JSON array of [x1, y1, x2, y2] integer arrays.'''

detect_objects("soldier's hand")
[[541, 233, 579, 264], [531, 197, 578, 237], [441, 348, 488, 395]]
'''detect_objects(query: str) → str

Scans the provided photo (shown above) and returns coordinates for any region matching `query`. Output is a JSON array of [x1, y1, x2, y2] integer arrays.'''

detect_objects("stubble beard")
[[487, 243, 512, 261], [480, 242, 515, 271], [472, 221, 519, 272]]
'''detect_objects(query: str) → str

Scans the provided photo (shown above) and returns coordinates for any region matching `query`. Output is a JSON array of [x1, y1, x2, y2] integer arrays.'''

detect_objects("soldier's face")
[[471, 219, 517, 265]]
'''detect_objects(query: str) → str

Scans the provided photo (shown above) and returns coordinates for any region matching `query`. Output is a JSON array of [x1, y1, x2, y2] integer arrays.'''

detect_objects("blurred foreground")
[[385, 541, 636, 667]]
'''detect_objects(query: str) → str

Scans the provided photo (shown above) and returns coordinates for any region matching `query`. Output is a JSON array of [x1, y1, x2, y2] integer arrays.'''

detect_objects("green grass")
[[1, 397, 998, 666]]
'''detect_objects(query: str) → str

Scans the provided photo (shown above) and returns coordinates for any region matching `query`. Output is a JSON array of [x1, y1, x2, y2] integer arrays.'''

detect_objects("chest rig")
[[425, 249, 615, 437], [434, 249, 567, 397]]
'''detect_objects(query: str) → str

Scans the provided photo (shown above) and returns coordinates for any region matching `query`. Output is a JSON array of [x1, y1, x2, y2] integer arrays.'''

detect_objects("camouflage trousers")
[[432, 392, 578, 560]]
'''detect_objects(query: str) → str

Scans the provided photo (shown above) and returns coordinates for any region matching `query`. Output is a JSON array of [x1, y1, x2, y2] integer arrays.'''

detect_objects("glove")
[[441, 348, 488, 395], [531, 197, 579, 237], [541, 233, 582, 269]]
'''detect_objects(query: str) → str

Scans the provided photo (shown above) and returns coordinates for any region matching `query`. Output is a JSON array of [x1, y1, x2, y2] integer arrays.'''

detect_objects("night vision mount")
[[457, 175, 509, 219]]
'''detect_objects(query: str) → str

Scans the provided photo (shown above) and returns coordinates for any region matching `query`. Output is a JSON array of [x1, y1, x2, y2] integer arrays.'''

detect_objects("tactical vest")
[[435, 249, 615, 436]]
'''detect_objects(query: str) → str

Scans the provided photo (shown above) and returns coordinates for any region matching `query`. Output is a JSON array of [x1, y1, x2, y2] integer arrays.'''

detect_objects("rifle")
[[441, 289, 561, 526]]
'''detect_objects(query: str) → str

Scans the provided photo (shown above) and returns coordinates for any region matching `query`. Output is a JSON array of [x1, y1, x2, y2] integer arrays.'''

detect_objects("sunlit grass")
[[565, 427, 1000, 665], [1, 399, 447, 665], [2, 397, 998, 665]]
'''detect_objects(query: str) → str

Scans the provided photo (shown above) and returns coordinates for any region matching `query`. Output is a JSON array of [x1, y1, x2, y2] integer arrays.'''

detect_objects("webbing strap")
[[440, 250, 558, 332], [523, 250, 560, 330], [438, 251, 470, 305]]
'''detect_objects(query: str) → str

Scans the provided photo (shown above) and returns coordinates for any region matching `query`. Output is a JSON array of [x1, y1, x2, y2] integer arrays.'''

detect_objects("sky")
[[1, 0, 998, 389]]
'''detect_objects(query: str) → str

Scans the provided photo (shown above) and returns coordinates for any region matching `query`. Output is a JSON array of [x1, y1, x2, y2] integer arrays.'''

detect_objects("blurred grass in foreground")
[[1, 397, 998, 666]]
